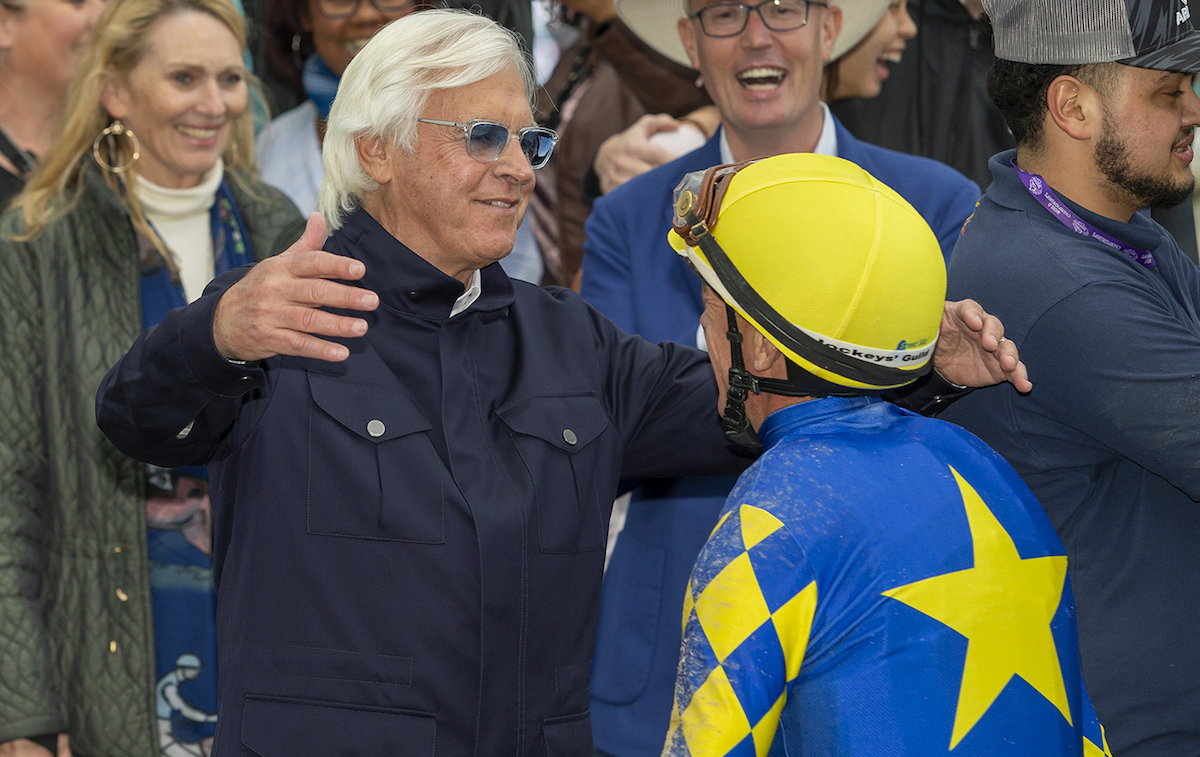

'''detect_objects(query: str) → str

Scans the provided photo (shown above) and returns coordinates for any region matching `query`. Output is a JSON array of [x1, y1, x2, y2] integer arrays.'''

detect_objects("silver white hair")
[[318, 9, 535, 231]]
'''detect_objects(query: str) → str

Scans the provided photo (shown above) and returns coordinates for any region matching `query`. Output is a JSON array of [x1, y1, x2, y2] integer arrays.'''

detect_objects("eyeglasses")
[[313, 0, 415, 20], [691, 0, 827, 37], [417, 118, 559, 169]]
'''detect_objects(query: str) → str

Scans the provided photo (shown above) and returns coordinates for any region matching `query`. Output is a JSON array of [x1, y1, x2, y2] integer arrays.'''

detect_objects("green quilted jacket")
[[0, 167, 302, 756]]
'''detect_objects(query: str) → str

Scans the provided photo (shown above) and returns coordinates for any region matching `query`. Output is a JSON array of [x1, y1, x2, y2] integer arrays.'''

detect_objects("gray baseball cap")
[[985, 0, 1200, 71]]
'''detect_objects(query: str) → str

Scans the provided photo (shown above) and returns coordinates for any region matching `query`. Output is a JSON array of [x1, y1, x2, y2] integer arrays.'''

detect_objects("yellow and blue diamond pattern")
[[662, 464, 1112, 757], [665, 504, 817, 757]]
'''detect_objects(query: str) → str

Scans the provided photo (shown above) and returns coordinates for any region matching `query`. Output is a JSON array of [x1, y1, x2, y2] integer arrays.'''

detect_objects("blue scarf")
[[303, 54, 341, 119], [137, 179, 252, 748], [139, 178, 254, 330]]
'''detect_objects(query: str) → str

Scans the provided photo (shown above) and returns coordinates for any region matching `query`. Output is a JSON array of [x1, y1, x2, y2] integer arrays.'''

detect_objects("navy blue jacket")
[[581, 120, 980, 757], [942, 151, 1200, 756], [97, 208, 745, 757]]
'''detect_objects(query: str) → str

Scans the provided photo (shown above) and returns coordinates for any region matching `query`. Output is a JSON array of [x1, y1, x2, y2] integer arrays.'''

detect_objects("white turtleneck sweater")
[[135, 160, 225, 303]]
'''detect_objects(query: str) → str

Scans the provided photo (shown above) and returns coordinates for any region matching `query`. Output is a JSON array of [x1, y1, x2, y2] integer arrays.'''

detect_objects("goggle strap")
[[695, 224, 926, 387], [672, 160, 758, 246]]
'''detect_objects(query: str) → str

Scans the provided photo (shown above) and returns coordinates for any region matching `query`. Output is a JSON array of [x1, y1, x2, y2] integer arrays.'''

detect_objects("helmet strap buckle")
[[720, 303, 763, 453]]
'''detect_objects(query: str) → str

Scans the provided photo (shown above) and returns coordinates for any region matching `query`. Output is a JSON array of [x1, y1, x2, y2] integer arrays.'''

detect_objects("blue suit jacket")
[[581, 118, 981, 757]]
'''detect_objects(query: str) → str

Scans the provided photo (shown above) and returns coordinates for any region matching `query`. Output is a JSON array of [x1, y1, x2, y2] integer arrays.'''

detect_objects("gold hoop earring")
[[92, 119, 141, 174]]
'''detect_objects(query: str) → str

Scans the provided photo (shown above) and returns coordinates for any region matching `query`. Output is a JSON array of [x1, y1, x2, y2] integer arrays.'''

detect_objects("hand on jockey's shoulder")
[[933, 299, 1031, 393]]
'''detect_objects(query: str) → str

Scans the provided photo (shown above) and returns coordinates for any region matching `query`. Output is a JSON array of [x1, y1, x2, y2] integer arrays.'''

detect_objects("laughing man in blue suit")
[[581, 0, 981, 754]]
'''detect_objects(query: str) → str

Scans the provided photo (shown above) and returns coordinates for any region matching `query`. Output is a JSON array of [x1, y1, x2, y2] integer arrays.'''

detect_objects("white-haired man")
[[98, 10, 1023, 756], [98, 13, 741, 755]]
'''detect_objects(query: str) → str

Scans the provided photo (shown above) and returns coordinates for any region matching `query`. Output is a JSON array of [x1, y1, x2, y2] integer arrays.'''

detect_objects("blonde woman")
[[0, 0, 301, 753]]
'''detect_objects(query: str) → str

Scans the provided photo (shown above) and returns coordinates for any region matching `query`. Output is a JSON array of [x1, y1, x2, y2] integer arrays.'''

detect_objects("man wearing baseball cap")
[[664, 152, 1110, 756], [941, 1, 1200, 754], [580, 1, 994, 755]]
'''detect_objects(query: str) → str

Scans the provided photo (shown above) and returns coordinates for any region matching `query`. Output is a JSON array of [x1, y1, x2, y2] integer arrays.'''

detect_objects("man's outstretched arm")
[[96, 214, 379, 466], [884, 298, 1030, 417]]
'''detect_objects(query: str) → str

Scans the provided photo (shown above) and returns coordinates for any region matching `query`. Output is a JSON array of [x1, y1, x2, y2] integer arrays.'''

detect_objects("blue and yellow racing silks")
[[664, 396, 1110, 757]]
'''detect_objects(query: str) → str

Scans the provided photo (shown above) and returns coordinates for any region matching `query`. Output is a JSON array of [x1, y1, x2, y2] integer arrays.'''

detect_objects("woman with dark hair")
[[0, 0, 301, 753], [256, 0, 421, 215], [821, 0, 917, 102]]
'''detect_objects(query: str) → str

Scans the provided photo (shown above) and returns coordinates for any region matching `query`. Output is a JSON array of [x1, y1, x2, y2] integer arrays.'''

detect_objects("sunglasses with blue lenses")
[[417, 118, 559, 169]]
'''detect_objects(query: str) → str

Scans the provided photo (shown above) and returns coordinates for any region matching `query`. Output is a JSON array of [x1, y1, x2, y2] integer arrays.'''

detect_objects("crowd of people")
[[0, 0, 1197, 755]]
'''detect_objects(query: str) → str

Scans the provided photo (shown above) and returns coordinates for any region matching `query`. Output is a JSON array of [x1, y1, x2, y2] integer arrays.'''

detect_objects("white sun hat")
[[616, 0, 891, 67]]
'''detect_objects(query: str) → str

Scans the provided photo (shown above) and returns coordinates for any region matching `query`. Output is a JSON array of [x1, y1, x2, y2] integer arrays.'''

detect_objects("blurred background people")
[[450, 0, 533, 60], [588, 0, 927, 201], [530, 0, 712, 287], [829, 0, 1006, 188], [820, 0, 915, 101], [0, 0, 106, 211], [0, 0, 17, 207], [0, 0, 103, 749], [829, 0, 1199, 260], [0, 0, 301, 754], [579, 0, 980, 754], [256, 0, 422, 216]]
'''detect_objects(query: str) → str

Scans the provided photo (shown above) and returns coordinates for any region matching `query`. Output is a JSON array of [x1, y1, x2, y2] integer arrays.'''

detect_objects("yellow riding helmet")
[[669, 153, 947, 392]]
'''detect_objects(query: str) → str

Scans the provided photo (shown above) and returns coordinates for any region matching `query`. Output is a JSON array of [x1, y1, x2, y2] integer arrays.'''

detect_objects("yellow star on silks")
[[882, 466, 1071, 750]]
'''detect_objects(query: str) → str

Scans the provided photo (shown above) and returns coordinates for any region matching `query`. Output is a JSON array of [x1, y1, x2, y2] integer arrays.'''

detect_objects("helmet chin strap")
[[721, 303, 764, 453], [719, 304, 813, 454]]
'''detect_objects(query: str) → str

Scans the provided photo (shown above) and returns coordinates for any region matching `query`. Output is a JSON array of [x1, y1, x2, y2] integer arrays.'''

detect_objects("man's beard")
[[1094, 113, 1194, 210]]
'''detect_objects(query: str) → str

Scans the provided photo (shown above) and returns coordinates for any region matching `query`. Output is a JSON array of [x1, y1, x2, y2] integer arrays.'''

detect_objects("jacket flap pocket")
[[243, 643, 413, 686], [241, 695, 434, 757], [496, 394, 608, 453], [309, 373, 432, 443], [541, 711, 593, 757]]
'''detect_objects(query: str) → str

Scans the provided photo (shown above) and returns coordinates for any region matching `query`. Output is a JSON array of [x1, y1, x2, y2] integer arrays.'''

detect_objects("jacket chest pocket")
[[497, 394, 612, 553], [306, 374, 445, 543]]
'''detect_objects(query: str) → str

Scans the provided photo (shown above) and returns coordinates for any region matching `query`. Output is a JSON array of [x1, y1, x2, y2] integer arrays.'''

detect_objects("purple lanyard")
[[1012, 161, 1156, 269]]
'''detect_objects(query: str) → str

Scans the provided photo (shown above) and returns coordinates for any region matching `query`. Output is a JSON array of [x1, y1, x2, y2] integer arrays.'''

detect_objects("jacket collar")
[[330, 207, 515, 321], [758, 395, 885, 451], [985, 149, 1165, 254], [830, 113, 868, 166], [684, 128, 723, 170], [716, 105, 840, 165], [81, 162, 131, 217]]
